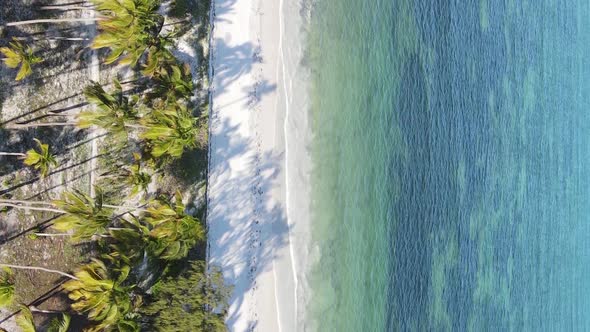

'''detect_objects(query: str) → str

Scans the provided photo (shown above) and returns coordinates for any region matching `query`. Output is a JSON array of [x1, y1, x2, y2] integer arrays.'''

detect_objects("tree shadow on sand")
[[208, 116, 290, 330]]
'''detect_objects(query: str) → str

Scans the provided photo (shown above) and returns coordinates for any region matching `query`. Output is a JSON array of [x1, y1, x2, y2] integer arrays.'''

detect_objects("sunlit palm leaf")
[[22, 139, 58, 178], [0, 39, 42, 81], [91, 0, 163, 67], [140, 104, 201, 159], [15, 305, 35, 332], [143, 196, 205, 260], [63, 259, 135, 331], [52, 189, 114, 241], [47, 313, 70, 332], [0, 268, 14, 308]]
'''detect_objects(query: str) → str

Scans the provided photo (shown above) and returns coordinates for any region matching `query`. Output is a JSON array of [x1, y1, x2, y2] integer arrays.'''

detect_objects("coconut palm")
[[91, 0, 163, 66], [143, 194, 205, 260], [0, 39, 42, 80], [0, 139, 58, 178], [48, 314, 71, 332], [51, 188, 114, 241], [6, 81, 142, 132], [23, 139, 58, 178], [0, 264, 77, 280], [0, 194, 145, 216], [0, 189, 136, 241], [15, 305, 35, 332], [15, 305, 71, 332], [0, 267, 15, 308], [5, 17, 102, 27], [140, 104, 201, 159], [78, 80, 140, 140], [108, 220, 148, 265], [63, 259, 138, 331], [141, 36, 176, 78], [119, 153, 152, 197], [148, 62, 194, 103]]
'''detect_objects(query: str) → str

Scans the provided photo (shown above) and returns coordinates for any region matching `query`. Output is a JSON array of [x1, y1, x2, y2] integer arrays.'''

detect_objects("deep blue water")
[[308, 0, 590, 330]]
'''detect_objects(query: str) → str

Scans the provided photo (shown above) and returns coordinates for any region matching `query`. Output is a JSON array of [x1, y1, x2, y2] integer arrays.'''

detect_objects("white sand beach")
[[207, 0, 312, 331]]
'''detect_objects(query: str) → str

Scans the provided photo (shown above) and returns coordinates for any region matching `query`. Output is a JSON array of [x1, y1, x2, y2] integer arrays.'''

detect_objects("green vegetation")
[[22, 139, 59, 178], [0, 268, 15, 308], [0, 0, 224, 331], [0, 139, 58, 177], [0, 39, 42, 81], [140, 262, 231, 332]]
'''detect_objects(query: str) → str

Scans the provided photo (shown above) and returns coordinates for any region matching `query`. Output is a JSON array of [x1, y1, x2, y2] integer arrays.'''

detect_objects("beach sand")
[[207, 0, 311, 331]]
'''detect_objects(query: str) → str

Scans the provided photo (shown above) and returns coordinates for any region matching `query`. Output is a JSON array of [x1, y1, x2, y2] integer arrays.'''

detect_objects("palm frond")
[[52, 190, 113, 241], [15, 305, 36, 332], [0, 39, 42, 80], [47, 313, 71, 332], [0, 267, 14, 308], [63, 259, 135, 331]]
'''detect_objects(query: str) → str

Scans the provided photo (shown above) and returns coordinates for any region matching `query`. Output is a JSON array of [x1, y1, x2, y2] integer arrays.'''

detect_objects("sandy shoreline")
[[207, 0, 311, 331]]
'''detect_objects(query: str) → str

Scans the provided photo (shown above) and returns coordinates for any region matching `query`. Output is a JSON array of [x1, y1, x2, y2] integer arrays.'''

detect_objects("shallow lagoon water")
[[308, 0, 590, 330]]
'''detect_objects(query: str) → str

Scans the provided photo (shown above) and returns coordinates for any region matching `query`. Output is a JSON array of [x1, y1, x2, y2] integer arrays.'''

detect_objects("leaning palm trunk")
[[40, 5, 95, 10], [5, 17, 103, 27], [5, 121, 146, 130], [0, 203, 64, 214], [33, 233, 71, 237], [0, 198, 148, 212], [12, 36, 91, 42], [0, 152, 25, 157], [4, 121, 77, 129], [0, 264, 78, 280]]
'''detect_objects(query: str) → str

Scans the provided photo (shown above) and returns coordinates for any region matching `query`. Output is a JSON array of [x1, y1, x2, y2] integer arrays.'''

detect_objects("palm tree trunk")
[[124, 124, 150, 129], [40, 5, 95, 11], [12, 36, 91, 42], [0, 199, 148, 212], [0, 264, 78, 280], [29, 306, 63, 314], [0, 203, 64, 214], [33, 233, 71, 237], [5, 17, 103, 27], [5, 122, 78, 129], [35, 232, 110, 238], [0, 152, 25, 157]]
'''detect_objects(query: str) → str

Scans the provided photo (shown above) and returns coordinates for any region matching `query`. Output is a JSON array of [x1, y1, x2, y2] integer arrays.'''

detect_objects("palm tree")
[[78, 80, 140, 140], [141, 36, 176, 78], [0, 260, 132, 331], [0, 190, 148, 241], [15, 305, 71, 332], [114, 153, 152, 197], [51, 188, 114, 241], [23, 139, 58, 178], [148, 62, 194, 103], [143, 194, 205, 260], [47, 313, 71, 332], [91, 0, 163, 66], [0, 139, 57, 177], [63, 259, 138, 331], [5, 82, 143, 131], [0, 39, 42, 80], [0, 264, 77, 280], [5, 17, 102, 27], [0, 267, 15, 308], [141, 104, 201, 159], [15, 305, 35, 332]]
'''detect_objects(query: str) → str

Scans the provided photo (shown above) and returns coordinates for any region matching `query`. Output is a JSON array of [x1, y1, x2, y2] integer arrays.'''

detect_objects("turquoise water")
[[308, 0, 590, 330]]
